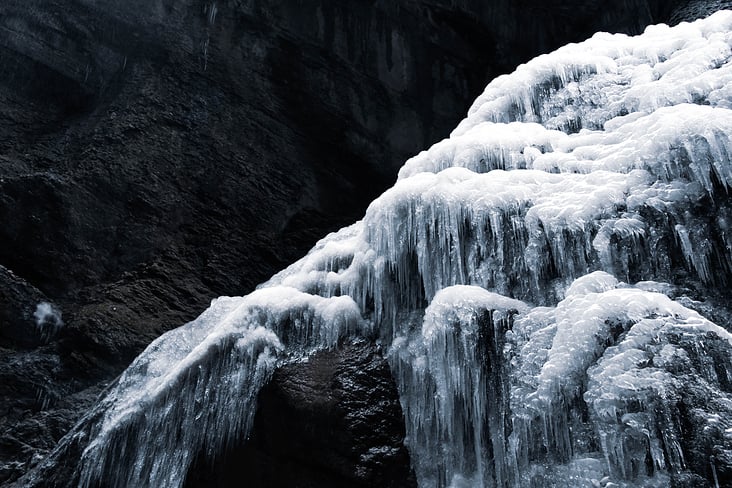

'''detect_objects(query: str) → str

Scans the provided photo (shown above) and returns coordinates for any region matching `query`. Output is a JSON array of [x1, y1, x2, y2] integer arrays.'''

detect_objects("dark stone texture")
[[0, 0, 722, 485], [0, 266, 47, 349], [670, 0, 732, 23]]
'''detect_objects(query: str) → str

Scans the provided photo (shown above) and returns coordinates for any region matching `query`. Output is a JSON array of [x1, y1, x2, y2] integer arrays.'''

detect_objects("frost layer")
[[72, 11, 732, 488]]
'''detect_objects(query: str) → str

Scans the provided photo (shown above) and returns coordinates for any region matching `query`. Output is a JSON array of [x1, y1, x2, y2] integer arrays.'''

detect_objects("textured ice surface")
[[77, 289, 366, 488], [389, 286, 527, 487], [73, 11, 732, 488], [33, 301, 63, 340], [510, 276, 732, 485]]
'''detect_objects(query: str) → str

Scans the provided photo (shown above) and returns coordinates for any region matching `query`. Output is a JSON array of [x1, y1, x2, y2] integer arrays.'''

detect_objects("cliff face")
[[0, 0, 721, 484]]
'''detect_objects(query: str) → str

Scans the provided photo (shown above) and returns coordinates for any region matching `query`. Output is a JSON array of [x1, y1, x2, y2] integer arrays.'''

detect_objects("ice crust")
[[74, 11, 732, 488]]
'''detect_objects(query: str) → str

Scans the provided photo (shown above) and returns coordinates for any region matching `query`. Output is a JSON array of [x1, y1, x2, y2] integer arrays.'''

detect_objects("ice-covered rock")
[[510, 281, 732, 486], [75, 289, 367, 488], [44, 10, 732, 488]]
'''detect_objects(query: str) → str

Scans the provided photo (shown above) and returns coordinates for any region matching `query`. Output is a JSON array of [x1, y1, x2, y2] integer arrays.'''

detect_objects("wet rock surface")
[[0, 0, 718, 484]]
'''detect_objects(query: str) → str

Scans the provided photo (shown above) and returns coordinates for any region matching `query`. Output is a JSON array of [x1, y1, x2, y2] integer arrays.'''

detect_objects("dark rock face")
[[0, 0, 717, 485], [670, 0, 732, 23]]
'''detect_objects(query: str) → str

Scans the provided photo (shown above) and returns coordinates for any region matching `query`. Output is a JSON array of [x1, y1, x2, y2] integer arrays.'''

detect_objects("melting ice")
[[70, 11, 732, 488]]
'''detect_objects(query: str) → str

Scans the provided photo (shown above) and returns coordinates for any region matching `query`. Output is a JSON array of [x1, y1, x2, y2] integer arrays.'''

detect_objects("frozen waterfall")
[[64, 11, 732, 488]]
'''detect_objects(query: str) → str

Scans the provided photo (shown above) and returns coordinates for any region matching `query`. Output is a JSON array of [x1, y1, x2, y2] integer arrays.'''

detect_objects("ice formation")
[[33, 301, 63, 339], [66, 11, 732, 488]]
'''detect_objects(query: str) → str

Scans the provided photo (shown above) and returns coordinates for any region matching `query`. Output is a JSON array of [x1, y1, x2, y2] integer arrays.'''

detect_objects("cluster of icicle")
[[73, 11, 732, 488]]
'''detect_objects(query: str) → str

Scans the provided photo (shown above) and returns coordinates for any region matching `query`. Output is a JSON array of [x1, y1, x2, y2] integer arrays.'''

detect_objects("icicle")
[[391, 286, 527, 487]]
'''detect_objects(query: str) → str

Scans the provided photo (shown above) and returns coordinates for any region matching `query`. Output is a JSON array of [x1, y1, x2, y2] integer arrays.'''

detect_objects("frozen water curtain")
[[51, 11, 732, 488]]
